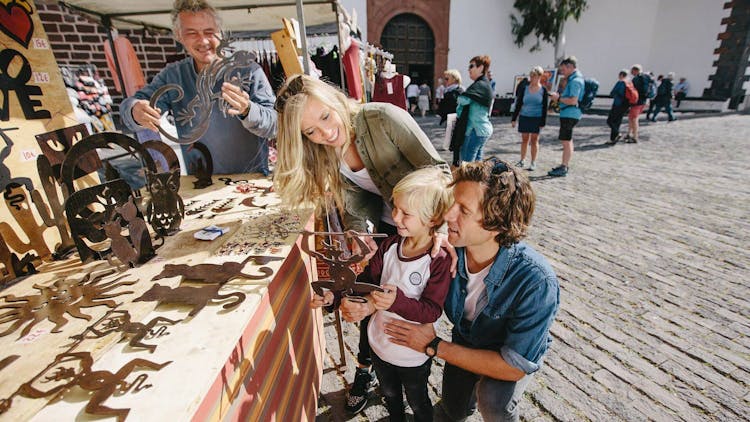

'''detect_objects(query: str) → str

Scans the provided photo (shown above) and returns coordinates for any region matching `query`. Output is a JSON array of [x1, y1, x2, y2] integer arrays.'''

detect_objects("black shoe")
[[548, 165, 568, 177], [345, 367, 377, 413]]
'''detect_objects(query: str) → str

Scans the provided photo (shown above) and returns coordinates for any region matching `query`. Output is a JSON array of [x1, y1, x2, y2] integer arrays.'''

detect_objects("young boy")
[[336, 166, 453, 421]]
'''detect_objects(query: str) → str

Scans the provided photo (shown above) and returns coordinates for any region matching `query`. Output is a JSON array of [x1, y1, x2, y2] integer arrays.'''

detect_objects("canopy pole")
[[296, 0, 310, 75], [334, 3, 346, 90]]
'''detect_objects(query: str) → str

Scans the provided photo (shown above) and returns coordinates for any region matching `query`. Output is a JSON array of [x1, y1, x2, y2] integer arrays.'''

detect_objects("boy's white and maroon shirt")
[[360, 234, 452, 367]]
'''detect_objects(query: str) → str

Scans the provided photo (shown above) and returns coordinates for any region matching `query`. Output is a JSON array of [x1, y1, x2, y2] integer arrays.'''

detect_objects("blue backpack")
[[580, 78, 599, 112], [645, 74, 657, 99]]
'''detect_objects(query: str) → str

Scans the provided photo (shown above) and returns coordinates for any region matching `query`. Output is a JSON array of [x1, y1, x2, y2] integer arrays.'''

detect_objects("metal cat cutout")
[[149, 37, 256, 144], [151, 254, 283, 285], [0, 352, 170, 421], [133, 283, 246, 318]]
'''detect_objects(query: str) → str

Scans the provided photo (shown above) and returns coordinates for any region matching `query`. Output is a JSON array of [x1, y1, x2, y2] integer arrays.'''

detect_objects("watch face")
[[426, 346, 436, 357]]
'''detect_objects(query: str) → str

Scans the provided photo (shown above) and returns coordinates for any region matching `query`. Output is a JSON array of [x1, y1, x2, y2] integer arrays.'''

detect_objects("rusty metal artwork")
[[210, 197, 236, 213], [189, 141, 213, 189], [64, 179, 133, 263], [104, 196, 155, 270], [69, 310, 180, 353], [36, 155, 75, 258], [185, 199, 220, 216], [141, 140, 180, 173], [133, 283, 246, 318], [0, 355, 18, 372], [151, 254, 282, 285], [0, 269, 136, 339], [0, 183, 52, 261], [0, 351, 170, 421], [216, 212, 301, 256], [147, 37, 256, 145], [300, 230, 384, 301], [34, 124, 100, 181], [143, 169, 184, 237]]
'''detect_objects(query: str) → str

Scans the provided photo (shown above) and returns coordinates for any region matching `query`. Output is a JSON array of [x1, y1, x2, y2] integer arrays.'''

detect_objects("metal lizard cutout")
[[148, 37, 256, 144], [0, 352, 171, 421], [68, 310, 180, 353]]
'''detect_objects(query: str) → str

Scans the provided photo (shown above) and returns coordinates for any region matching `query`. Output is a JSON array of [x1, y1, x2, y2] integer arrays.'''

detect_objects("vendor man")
[[380, 159, 560, 421], [120, 0, 276, 175]]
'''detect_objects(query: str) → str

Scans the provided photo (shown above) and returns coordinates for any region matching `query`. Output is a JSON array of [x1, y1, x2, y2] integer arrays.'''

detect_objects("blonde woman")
[[511, 66, 549, 171], [274, 74, 450, 414]]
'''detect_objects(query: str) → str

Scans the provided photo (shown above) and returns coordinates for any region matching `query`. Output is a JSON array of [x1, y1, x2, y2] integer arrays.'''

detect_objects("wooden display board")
[[0, 0, 87, 271], [271, 18, 303, 77]]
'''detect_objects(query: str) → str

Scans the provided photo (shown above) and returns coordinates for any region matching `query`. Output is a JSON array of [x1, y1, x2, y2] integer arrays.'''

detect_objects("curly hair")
[[451, 158, 535, 247]]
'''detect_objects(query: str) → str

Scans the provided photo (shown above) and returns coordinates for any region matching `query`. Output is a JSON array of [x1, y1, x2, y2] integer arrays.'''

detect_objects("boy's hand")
[[340, 297, 375, 322], [310, 291, 334, 308], [431, 232, 457, 277], [371, 285, 397, 310]]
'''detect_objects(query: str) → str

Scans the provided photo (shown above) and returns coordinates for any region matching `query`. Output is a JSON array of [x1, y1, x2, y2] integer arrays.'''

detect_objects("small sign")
[[33, 72, 50, 83], [31, 38, 50, 49], [17, 328, 49, 344], [19, 149, 39, 162], [386, 82, 394, 95]]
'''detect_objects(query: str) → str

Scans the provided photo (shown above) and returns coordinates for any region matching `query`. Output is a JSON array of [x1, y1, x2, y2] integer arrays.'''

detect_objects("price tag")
[[33, 72, 50, 83], [386, 82, 394, 95], [19, 150, 38, 162], [32, 38, 50, 49], [17, 328, 49, 344]]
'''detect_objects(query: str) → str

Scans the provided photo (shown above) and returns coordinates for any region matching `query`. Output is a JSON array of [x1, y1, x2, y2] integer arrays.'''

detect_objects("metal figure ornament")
[[68, 310, 181, 353], [0, 352, 171, 421], [299, 230, 386, 303], [148, 36, 256, 144], [143, 169, 184, 237]]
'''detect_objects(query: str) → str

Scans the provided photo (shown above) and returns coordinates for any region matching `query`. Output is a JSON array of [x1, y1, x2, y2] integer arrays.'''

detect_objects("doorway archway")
[[380, 13, 434, 88]]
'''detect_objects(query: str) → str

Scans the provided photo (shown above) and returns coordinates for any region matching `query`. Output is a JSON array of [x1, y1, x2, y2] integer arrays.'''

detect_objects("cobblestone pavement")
[[316, 112, 750, 421]]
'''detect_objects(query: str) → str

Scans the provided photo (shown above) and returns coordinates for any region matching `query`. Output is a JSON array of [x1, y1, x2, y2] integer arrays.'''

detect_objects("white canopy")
[[58, 0, 341, 33]]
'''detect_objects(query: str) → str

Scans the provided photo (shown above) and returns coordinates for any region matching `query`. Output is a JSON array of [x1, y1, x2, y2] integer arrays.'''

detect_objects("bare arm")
[[384, 319, 525, 381]]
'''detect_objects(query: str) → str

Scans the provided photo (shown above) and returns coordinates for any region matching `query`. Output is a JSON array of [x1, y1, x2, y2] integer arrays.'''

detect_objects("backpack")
[[644, 74, 657, 99], [580, 78, 599, 112], [624, 81, 639, 105]]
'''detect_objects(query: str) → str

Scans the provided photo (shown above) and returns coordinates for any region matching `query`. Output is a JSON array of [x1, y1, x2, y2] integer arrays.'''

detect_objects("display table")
[[0, 174, 324, 421]]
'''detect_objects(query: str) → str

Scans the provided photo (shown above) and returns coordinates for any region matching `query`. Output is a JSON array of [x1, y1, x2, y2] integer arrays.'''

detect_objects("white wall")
[[446, 0, 730, 97], [339, 0, 368, 43]]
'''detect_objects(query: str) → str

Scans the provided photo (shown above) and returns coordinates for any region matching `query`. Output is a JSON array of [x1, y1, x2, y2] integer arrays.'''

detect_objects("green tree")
[[510, 0, 588, 66]]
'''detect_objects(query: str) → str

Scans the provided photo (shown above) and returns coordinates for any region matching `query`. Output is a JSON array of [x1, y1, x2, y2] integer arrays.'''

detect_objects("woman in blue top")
[[511, 66, 548, 171], [452, 55, 494, 165]]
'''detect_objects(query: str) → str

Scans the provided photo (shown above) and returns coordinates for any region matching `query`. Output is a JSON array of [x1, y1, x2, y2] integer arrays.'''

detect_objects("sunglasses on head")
[[468, 63, 476, 69], [274, 76, 306, 112]]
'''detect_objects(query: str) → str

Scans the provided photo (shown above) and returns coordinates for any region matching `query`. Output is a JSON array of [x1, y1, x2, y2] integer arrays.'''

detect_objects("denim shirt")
[[120, 57, 277, 174], [444, 242, 560, 374]]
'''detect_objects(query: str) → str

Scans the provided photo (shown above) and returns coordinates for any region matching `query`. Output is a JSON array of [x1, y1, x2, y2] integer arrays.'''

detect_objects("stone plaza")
[[315, 112, 750, 421]]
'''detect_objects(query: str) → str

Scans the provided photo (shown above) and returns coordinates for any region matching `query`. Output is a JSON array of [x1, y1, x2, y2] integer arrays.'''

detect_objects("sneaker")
[[529, 161, 536, 171], [625, 136, 638, 143], [515, 160, 525, 169], [548, 165, 568, 177], [345, 367, 377, 413]]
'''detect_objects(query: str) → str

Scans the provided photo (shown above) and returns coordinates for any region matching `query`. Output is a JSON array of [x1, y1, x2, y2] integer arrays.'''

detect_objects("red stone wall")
[[35, 2, 185, 120], [367, 0, 450, 89]]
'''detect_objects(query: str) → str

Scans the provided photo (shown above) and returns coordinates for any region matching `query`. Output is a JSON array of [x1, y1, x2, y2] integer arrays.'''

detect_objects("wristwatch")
[[425, 336, 443, 358]]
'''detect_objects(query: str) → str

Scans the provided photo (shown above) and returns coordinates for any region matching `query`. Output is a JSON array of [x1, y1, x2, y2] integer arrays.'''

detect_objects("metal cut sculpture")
[[141, 140, 181, 173], [69, 310, 181, 353], [34, 124, 100, 182], [35, 154, 75, 258], [151, 254, 282, 285], [189, 141, 213, 189], [64, 179, 133, 263], [143, 169, 184, 237], [0, 352, 171, 421], [104, 196, 155, 269], [0, 269, 136, 338], [300, 230, 385, 302], [148, 37, 256, 145], [133, 283, 246, 318]]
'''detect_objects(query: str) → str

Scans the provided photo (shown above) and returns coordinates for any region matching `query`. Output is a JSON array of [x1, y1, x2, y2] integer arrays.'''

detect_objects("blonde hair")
[[171, 0, 221, 36], [529, 66, 544, 77], [274, 74, 361, 210], [444, 69, 462, 85], [391, 167, 452, 234]]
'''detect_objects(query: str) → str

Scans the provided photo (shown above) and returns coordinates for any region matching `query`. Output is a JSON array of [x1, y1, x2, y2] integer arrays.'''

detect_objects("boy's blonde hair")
[[274, 74, 361, 210], [391, 167, 452, 234]]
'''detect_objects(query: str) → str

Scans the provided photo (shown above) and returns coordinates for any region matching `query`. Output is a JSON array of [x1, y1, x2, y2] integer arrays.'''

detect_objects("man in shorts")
[[548, 56, 584, 177], [627, 64, 649, 143]]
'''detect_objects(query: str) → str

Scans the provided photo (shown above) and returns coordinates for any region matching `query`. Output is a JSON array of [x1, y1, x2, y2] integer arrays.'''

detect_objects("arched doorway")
[[380, 14, 434, 88]]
